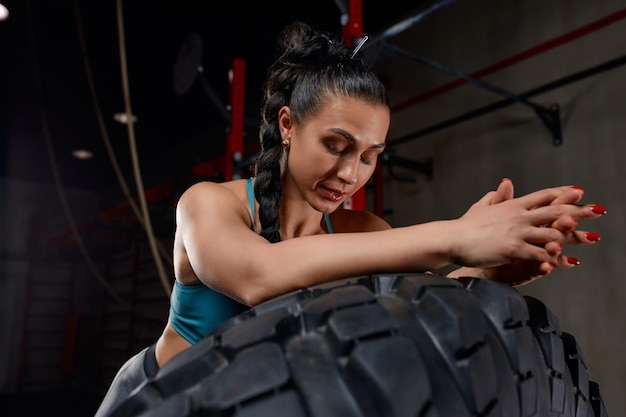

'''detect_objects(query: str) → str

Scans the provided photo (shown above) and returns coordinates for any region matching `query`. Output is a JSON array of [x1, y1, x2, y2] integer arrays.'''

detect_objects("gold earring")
[[282, 139, 290, 149]]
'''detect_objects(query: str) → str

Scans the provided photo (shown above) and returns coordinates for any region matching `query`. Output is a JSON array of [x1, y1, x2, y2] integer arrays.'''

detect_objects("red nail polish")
[[591, 205, 607, 215], [571, 185, 584, 191], [500, 177, 511, 183], [567, 256, 580, 265], [585, 232, 601, 242]]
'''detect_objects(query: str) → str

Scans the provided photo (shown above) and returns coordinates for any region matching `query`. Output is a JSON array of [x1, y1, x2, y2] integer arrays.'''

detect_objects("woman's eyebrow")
[[328, 127, 386, 149]]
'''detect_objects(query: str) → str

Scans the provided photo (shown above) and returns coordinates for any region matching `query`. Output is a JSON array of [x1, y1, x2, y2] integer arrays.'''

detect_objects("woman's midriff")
[[155, 321, 192, 368]]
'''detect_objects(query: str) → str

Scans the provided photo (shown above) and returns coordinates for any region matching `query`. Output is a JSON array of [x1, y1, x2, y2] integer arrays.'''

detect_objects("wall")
[[0, 178, 101, 391], [375, 0, 625, 414]]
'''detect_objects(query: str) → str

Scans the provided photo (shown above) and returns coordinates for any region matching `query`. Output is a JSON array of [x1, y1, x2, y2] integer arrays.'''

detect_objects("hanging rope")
[[72, 0, 173, 268], [114, 0, 172, 297]]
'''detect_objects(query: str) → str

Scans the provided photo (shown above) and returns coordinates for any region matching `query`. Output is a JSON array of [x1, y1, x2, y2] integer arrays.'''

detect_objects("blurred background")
[[1, 0, 624, 415]]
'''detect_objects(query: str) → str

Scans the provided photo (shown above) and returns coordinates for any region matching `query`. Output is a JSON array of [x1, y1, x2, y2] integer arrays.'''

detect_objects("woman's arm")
[[178, 182, 603, 306], [178, 182, 452, 305]]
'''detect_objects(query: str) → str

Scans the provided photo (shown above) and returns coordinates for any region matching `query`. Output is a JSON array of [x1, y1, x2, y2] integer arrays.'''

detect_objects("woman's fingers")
[[553, 254, 581, 268], [549, 185, 585, 205], [543, 241, 585, 269], [488, 182, 606, 231], [501, 243, 580, 287], [550, 215, 578, 233], [471, 182, 606, 288], [473, 178, 515, 207], [525, 225, 563, 245], [524, 229, 596, 274], [462, 182, 605, 272], [560, 229, 602, 245], [473, 190, 498, 207], [485, 258, 553, 287], [544, 240, 562, 256], [526, 203, 607, 227], [491, 178, 514, 204], [525, 223, 603, 247], [515, 185, 585, 209]]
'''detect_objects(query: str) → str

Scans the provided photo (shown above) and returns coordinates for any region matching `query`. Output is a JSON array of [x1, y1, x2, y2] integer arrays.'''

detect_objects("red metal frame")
[[224, 57, 246, 181], [342, 0, 363, 45]]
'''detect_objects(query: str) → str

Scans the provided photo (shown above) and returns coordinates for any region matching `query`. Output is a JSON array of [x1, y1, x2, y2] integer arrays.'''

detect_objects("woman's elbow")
[[236, 280, 282, 306], [214, 267, 280, 307]]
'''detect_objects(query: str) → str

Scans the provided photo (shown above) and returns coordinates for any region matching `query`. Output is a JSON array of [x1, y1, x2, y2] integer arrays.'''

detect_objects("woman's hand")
[[480, 179, 578, 285], [448, 179, 605, 285]]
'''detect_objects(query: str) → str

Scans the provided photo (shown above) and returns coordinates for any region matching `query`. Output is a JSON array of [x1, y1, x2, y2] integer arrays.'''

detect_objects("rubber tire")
[[108, 273, 609, 417]]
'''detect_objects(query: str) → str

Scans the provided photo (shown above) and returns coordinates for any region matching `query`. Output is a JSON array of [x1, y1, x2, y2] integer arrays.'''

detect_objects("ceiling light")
[[0, 4, 9, 21], [72, 149, 94, 159], [113, 112, 137, 124]]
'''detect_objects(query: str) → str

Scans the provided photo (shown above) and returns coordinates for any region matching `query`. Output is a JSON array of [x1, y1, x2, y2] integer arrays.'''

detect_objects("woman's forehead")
[[303, 97, 390, 142]]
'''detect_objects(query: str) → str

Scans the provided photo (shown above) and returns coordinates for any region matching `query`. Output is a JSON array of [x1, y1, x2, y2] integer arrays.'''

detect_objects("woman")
[[94, 21, 605, 417]]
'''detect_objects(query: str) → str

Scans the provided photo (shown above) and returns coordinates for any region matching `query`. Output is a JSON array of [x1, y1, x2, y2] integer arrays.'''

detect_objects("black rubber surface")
[[108, 273, 609, 417]]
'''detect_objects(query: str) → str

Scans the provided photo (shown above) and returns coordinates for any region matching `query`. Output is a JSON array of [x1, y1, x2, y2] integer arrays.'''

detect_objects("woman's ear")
[[278, 106, 293, 139]]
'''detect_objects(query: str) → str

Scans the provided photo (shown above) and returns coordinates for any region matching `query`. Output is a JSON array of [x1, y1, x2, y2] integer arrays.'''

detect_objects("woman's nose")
[[337, 157, 359, 185]]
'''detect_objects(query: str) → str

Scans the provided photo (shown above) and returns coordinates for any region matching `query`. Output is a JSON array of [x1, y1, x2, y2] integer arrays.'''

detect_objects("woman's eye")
[[360, 151, 380, 166], [327, 143, 345, 155]]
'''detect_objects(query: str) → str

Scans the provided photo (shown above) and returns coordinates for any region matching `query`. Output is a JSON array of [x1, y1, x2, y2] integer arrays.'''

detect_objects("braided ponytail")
[[253, 22, 389, 243]]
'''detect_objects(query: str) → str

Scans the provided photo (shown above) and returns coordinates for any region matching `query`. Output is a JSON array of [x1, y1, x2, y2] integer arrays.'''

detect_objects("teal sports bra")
[[169, 281, 246, 344], [169, 178, 334, 344]]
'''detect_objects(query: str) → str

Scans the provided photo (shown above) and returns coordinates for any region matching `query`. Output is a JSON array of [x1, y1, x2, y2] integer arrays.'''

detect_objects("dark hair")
[[253, 21, 389, 243]]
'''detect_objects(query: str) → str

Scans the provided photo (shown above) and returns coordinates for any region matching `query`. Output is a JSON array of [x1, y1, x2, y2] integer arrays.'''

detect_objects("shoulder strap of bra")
[[246, 177, 256, 232], [324, 213, 334, 234]]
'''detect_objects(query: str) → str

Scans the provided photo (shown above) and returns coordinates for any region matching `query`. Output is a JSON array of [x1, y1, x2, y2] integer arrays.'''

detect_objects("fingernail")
[[500, 177, 511, 183], [567, 256, 580, 265], [590, 205, 607, 215], [571, 185, 584, 192], [585, 232, 601, 242]]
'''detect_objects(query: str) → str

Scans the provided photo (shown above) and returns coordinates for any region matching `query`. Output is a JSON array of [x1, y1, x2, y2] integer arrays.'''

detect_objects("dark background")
[[1, 0, 421, 198]]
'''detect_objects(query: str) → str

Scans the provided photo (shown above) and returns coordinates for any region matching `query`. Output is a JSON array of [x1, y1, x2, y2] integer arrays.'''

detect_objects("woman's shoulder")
[[179, 179, 247, 203], [329, 207, 391, 232], [177, 179, 250, 216]]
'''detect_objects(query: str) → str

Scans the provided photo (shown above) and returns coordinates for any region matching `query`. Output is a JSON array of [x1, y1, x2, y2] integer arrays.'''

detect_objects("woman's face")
[[279, 95, 390, 213]]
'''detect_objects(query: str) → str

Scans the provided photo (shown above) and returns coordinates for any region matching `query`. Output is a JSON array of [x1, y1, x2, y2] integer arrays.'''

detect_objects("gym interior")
[[1, 0, 624, 415]]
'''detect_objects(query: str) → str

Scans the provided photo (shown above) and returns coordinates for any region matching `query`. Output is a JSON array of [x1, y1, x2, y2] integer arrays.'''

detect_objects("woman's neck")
[[278, 195, 327, 239]]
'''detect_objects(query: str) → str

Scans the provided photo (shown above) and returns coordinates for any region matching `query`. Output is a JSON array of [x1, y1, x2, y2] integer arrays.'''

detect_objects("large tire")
[[109, 273, 609, 417]]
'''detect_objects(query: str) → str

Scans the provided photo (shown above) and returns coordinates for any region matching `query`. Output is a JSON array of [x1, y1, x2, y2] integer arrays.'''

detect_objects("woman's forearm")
[[207, 220, 457, 306]]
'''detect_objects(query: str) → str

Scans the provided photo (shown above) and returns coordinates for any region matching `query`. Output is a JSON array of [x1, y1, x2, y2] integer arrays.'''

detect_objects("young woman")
[[94, 21, 605, 417]]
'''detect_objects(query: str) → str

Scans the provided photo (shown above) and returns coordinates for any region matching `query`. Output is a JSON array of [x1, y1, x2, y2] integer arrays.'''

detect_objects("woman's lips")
[[320, 186, 347, 202]]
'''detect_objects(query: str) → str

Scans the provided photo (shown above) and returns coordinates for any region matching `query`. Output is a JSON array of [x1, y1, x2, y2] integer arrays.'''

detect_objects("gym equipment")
[[107, 273, 608, 417]]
